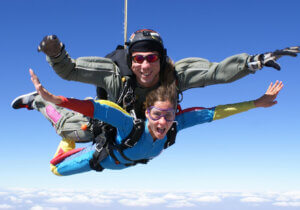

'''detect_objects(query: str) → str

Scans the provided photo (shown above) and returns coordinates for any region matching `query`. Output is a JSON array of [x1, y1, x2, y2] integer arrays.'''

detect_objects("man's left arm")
[[175, 46, 299, 91], [175, 53, 251, 91]]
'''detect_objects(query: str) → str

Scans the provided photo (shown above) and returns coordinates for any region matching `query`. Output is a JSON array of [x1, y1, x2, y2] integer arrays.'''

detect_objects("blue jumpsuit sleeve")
[[175, 107, 215, 131], [92, 99, 134, 138]]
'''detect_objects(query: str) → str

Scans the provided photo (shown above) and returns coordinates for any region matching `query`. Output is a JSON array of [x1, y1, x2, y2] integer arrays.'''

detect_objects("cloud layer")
[[1, 188, 300, 209]]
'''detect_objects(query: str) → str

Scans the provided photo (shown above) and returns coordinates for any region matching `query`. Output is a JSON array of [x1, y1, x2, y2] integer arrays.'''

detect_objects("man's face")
[[131, 51, 160, 88]]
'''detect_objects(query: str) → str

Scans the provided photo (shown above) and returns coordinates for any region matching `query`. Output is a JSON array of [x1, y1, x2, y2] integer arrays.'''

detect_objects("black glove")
[[37, 35, 64, 57], [248, 46, 300, 71]]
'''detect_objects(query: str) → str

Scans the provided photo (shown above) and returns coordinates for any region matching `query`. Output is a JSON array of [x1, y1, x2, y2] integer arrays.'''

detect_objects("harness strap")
[[164, 122, 177, 149], [117, 76, 136, 112], [89, 134, 108, 171], [120, 118, 145, 149]]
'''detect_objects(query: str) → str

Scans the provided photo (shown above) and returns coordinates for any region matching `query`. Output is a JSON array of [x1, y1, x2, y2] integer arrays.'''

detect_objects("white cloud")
[[7, 195, 22, 203], [273, 201, 300, 207], [30, 206, 43, 210], [166, 200, 195, 208], [0, 204, 12, 209], [46, 194, 112, 205], [163, 193, 186, 200], [30, 205, 60, 210], [46, 196, 73, 203], [194, 195, 222, 203], [275, 191, 300, 201], [25, 199, 33, 204], [4, 188, 300, 209], [119, 196, 166, 207], [0, 192, 8, 196], [240, 197, 270, 203]]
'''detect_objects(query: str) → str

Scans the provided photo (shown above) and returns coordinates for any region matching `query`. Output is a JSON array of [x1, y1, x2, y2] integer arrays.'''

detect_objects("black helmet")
[[125, 29, 167, 68]]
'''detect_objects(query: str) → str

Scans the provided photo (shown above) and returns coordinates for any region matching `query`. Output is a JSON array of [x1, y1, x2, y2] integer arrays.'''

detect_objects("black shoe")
[[11, 91, 38, 110]]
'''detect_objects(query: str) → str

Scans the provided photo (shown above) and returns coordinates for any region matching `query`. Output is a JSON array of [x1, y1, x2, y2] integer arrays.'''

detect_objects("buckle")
[[95, 143, 103, 153], [123, 138, 135, 148], [123, 88, 134, 109]]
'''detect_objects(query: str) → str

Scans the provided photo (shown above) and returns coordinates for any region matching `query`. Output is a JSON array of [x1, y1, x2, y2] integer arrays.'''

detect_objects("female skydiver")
[[30, 69, 283, 176]]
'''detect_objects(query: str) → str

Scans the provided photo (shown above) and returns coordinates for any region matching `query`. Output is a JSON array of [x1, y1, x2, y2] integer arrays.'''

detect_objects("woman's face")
[[145, 100, 175, 140]]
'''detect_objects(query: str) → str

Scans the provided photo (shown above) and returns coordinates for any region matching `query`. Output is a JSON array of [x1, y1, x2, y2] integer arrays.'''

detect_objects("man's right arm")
[[46, 49, 122, 101], [47, 49, 117, 85]]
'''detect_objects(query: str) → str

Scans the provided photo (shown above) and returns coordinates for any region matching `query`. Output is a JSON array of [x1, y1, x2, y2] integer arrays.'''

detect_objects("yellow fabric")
[[213, 101, 255, 120], [50, 138, 76, 176], [50, 164, 60, 176], [95, 99, 131, 116]]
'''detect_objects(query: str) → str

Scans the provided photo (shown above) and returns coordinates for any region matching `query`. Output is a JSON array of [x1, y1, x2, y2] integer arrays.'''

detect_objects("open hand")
[[254, 81, 283, 108], [30, 69, 62, 104]]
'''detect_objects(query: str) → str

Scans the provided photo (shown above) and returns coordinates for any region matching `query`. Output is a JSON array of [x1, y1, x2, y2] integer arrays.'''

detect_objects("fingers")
[[274, 81, 284, 94], [269, 80, 279, 93], [265, 60, 281, 70], [37, 35, 49, 52], [29, 69, 40, 85], [273, 50, 298, 57], [273, 46, 300, 57], [266, 82, 273, 93], [268, 81, 283, 96], [286, 46, 300, 53], [29, 68, 45, 96]]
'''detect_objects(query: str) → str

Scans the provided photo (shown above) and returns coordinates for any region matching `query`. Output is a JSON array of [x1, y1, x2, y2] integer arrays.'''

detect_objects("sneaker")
[[11, 91, 38, 110]]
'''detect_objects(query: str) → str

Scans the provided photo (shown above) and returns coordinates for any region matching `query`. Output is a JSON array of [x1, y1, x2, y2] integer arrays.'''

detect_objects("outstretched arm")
[[176, 81, 284, 131], [30, 68, 94, 118], [30, 68, 133, 132], [213, 81, 283, 120]]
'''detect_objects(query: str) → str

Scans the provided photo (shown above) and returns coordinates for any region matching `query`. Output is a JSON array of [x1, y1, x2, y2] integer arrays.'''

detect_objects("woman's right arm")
[[30, 69, 133, 133]]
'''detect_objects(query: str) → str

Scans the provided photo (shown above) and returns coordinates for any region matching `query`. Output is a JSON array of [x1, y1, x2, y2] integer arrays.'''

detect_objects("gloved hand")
[[37, 35, 64, 57], [248, 46, 300, 71]]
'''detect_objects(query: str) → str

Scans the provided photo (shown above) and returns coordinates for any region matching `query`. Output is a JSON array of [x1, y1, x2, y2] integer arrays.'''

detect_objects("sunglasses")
[[147, 106, 175, 122], [132, 54, 160, 64]]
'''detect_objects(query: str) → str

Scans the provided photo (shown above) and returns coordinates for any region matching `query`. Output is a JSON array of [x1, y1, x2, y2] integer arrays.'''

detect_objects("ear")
[[145, 109, 149, 119]]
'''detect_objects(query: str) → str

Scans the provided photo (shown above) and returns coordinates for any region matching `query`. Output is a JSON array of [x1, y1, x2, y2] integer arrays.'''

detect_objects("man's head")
[[126, 29, 167, 88]]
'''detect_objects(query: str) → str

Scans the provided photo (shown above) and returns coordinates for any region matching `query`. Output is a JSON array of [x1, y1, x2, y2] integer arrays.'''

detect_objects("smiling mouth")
[[141, 72, 151, 77]]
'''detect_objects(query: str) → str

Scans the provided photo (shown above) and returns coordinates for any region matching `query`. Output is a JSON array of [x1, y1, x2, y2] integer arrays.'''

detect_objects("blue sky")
[[1, 0, 300, 209]]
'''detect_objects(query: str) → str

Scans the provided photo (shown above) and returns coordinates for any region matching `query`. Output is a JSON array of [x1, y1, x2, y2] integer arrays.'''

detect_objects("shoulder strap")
[[120, 118, 145, 149], [96, 45, 134, 100], [105, 45, 132, 76], [164, 122, 177, 149]]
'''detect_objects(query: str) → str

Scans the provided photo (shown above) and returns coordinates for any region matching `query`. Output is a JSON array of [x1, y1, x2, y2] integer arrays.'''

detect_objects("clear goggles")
[[147, 106, 175, 122]]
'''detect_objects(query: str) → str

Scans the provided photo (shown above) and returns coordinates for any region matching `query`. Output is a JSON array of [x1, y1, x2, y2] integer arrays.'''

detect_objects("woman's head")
[[145, 82, 177, 139]]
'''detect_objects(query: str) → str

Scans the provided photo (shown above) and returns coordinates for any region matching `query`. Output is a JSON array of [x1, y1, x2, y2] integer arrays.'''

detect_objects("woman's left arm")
[[176, 81, 283, 130]]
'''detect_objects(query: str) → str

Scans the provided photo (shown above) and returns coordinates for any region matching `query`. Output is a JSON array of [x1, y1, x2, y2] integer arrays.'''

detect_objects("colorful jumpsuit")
[[50, 97, 255, 176]]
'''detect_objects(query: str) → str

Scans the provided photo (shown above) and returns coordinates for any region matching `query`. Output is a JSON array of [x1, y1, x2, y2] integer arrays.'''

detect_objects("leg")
[[12, 93, 94, 142], [50, 139, 94, 176]]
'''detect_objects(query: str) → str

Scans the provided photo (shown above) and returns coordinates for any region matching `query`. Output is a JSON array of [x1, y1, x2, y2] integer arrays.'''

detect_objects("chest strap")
[[164, 122, 177, 149]]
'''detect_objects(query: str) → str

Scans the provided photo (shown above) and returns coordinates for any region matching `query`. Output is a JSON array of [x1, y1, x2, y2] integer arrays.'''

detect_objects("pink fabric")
[[46, 105, 62, 124]]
